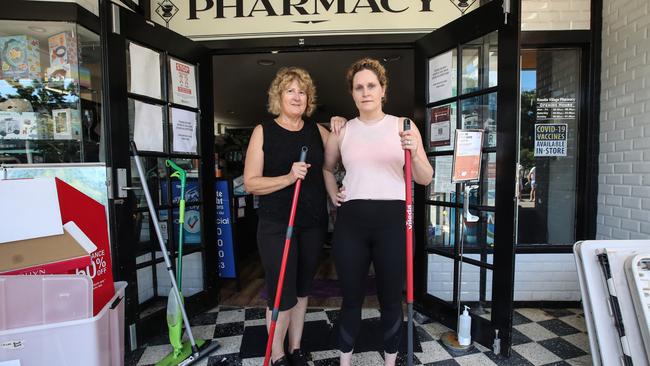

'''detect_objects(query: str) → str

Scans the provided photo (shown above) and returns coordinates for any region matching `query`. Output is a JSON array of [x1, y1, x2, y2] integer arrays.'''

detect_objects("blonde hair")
[[267, 67, 317, 117], [346, 58, 389, 103]]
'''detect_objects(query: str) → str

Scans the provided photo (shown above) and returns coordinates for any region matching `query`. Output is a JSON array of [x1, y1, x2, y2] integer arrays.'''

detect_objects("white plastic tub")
[[0, 282, 126, 366], [0, 275, 93, 331]]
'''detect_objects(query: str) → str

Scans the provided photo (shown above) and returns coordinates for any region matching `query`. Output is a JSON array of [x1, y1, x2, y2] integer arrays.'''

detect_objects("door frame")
[[413, 0, 521, 356], [99, 0, 217, 347]]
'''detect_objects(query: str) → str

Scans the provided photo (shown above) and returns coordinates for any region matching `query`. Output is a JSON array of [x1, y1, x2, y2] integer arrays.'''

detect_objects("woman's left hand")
[[399, 130, 418, 152]]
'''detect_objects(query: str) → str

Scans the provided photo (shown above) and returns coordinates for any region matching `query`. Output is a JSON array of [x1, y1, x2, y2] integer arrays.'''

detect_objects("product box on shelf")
[[52, 108, 82, 140], [46, 31, 79, 84], [48, 31, 78, 68], [0, 111, 40, 139], [0, 35, 41, 80]]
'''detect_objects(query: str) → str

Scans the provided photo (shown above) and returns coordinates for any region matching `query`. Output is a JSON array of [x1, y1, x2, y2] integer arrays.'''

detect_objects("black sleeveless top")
[[257, 120, 328, 227]]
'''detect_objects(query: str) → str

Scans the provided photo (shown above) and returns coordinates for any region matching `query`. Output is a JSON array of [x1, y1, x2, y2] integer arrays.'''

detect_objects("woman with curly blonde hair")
[[244, 67, 339, 366]]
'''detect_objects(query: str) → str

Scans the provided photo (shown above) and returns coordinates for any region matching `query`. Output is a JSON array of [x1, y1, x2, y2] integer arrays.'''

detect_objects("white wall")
[[427, 253, 580, 302], [597, 0, 650, 240], [522, 0, 591, 30]]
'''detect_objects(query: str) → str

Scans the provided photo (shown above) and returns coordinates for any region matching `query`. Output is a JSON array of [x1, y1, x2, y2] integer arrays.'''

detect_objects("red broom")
[[263, 146, 308, 366], [404, 119, 414, 366]]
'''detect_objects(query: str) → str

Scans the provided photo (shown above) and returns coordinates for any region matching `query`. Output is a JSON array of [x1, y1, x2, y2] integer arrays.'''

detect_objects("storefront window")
[[517, 48, 581, 245], [0, 21, 103, 164]]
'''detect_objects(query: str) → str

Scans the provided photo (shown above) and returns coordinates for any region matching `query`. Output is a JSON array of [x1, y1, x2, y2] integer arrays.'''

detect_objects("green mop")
[[155, 159, 207, 366], [124, 142, 221, 366]]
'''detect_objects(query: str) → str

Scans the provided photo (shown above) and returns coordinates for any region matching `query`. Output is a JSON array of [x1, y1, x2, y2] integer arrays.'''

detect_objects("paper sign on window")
[[430, 105, 451, 147], [452, 130, 483, 182], [170, 58, 198, 108], [171, 108, 198, 154], [428, 51, 454, 103]]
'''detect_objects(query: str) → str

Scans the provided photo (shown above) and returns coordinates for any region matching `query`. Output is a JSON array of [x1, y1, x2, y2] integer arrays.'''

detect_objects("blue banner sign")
[[161, 179, 201, 244], [216, 180, 236, 278]]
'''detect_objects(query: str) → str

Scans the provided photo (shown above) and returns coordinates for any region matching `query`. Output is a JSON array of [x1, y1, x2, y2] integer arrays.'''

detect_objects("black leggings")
[[333, 200, 405, 354], [257, 219, 326, 311]]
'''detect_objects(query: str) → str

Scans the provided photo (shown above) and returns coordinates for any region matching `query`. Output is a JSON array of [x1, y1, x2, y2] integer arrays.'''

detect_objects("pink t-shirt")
[[340, 114, 405, 201]]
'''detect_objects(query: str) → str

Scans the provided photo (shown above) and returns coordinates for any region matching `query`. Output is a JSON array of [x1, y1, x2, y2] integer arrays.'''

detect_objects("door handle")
[[121, 186, 142, 191], [464, 184, 479, 223]]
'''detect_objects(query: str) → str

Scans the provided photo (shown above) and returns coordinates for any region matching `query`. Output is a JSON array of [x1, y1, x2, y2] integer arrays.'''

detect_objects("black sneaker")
[[271, 356, 290, 366], [288, 349, 309, 366]]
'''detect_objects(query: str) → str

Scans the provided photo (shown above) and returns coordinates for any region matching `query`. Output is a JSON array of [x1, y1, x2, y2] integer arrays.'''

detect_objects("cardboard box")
[[0, 222, 93, 275], [0, 35, 41, 80], [0, 178, 115, 315], [55, 178, 114, 315]]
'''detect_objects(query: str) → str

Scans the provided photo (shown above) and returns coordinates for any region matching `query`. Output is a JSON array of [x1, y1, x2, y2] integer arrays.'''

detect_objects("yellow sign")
[[152, 0, 479, 40]]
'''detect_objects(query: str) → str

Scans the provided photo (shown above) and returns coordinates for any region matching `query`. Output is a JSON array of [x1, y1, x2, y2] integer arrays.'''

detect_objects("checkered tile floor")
[[126, 307, 591, 366]]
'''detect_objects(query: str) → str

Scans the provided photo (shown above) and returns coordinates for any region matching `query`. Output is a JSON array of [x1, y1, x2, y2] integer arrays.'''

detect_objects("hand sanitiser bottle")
[[458, 306, 472, 346]]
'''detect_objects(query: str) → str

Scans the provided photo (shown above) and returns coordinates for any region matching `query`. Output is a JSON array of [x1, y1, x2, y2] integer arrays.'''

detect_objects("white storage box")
[[0, 282, 126, 366], [0, 275, 93, 331]]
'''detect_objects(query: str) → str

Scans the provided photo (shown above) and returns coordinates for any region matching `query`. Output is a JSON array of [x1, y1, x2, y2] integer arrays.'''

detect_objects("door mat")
[[239, 318, 422, 358], [239, 320, 332, 358]]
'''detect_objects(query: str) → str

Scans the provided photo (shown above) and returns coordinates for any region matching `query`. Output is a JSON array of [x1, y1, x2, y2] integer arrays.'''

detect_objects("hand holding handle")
[[299, 146, 308, 163]]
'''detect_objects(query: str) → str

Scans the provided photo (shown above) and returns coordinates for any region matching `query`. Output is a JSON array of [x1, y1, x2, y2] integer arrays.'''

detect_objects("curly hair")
[[267, 67, 317, 117], [346, 58, 388, 103]]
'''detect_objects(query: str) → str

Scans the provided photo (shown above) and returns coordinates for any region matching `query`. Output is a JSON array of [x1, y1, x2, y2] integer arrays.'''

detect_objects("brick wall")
[[597, 0, 650, 240], [427, 253, 581, 302], [522, 0, 591, 30]]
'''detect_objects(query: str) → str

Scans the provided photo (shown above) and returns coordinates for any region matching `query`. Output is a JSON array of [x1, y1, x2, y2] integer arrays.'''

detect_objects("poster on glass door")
[[128, 42, 161, 99], [534, 123, 567, 157], [452, 129, 483, 182], [428, 50, 454, 103], [170, 58, 198, 108], [429, 105, 451, 147], [171, 108, 198, 154]]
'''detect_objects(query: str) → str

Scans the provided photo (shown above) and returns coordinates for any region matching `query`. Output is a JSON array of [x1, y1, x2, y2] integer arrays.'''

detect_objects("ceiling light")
[[28, 26, 47, 33], [382, 55, 401, 63], [257, 59, 275, 66], [270, 50, 279, 54]]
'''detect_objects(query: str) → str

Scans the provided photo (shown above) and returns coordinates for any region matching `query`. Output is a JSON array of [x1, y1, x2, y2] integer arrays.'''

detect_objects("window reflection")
[[517, 49, 580, 245], [0, 22, 103, 164]]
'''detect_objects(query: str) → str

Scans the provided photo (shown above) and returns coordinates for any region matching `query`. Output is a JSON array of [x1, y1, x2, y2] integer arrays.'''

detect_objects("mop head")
[[155, 339, 205, 366]]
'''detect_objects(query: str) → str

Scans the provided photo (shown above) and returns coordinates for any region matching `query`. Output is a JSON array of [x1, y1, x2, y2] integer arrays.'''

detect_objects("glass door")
[[413, 0, 521, 356], [100, 2, 216, 348]]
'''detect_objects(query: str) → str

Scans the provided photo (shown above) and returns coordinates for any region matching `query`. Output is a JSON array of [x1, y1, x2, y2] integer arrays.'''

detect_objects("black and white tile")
[[128, 307, 590, 366]]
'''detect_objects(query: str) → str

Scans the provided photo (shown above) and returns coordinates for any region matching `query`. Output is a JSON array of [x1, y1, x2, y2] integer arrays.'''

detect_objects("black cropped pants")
[[257, 219, 326, 311], [333, 200, 405, 354]]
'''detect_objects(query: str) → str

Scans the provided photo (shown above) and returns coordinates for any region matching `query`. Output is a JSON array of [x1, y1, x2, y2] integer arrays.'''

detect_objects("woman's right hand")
[[287, 161, 311, 184], [331, 185, 346, 207], [330, 116, 348, 135]]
